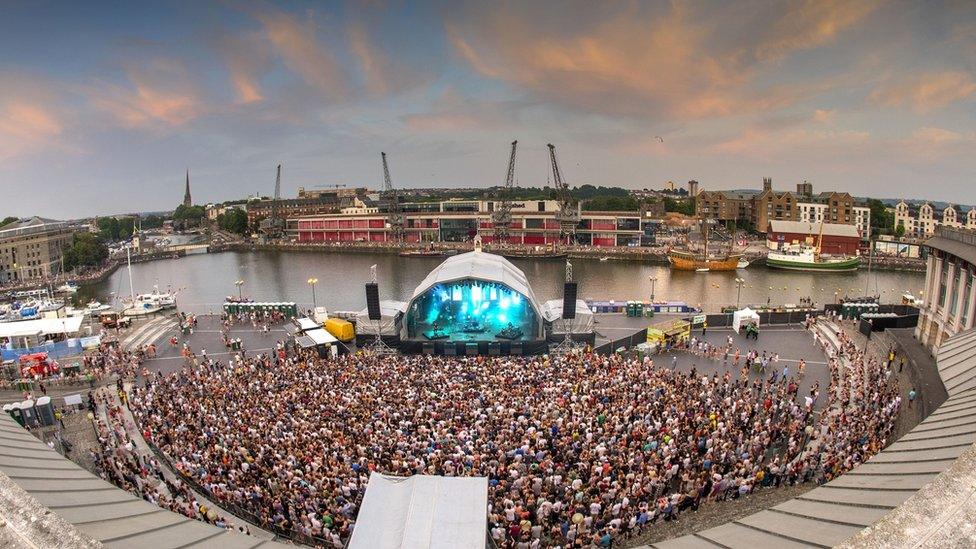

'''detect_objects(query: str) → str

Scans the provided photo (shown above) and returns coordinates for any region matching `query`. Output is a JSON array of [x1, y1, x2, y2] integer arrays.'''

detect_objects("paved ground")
[[139, 315, 289, 377], [656, 325, 832, 410]]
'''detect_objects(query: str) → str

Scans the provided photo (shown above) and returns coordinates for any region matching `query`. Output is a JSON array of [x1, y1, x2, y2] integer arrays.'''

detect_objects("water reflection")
[[77, 251, 926, 315]]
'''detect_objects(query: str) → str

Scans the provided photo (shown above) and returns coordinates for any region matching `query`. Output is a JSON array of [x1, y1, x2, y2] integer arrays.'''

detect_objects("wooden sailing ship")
[[668, 221, 743, 272]]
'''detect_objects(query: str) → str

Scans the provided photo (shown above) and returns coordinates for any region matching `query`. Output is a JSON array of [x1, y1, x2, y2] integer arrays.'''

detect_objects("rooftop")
[[0, 216, 68, 239]]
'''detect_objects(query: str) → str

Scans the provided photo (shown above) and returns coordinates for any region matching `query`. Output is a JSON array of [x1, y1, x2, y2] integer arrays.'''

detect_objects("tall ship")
[[668, 221, 743, 272], [765, 219, 860, 272]]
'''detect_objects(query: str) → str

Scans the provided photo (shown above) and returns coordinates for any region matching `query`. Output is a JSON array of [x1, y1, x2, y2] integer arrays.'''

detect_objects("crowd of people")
[[123, 317, 902, 548], [89, 383, 249, 535]]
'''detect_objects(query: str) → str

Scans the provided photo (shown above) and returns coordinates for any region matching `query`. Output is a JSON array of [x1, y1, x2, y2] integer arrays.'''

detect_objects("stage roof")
[[348, 472, 488, 549], [408, 251, 542, 314]]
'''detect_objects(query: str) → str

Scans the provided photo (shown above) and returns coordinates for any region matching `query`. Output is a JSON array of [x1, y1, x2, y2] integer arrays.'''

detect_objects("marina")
[[75, 248, 925, 315]]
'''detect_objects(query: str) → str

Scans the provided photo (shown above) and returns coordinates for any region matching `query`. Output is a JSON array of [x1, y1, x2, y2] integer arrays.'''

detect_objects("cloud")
[[348, 22, 390, 96], [91, 58, 203, 128], [869, 71, 976, 112], [218, 32, 271, 104], [401, 88, 523, 132], [755, 0, 884, 61], [0, 100, 64, 162], [253, 8, 347, 100], [443, 3, 861, 123], [709, 127, 871, 158]]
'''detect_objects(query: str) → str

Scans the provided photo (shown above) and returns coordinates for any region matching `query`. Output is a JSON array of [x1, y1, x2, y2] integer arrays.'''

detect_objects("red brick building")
[[766, 220, 862, 255]]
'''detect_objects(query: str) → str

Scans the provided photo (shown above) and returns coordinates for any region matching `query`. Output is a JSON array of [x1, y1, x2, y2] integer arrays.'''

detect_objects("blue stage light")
[[452, 287, 462, 301]]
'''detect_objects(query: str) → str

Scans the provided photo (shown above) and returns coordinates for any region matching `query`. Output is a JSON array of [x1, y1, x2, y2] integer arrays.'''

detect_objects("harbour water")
[[77, 250, 927, 315]]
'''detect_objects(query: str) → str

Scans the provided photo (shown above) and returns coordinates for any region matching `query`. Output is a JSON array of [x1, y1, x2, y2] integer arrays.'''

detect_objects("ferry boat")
[[668, 221, 742, 272], [398, 249, 445, 258], [766, 246, 860, 271], [765, 218, 860, 272]]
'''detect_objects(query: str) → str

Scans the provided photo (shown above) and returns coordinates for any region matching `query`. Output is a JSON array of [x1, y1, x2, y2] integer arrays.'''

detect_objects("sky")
[[0, 0, 974, 219]]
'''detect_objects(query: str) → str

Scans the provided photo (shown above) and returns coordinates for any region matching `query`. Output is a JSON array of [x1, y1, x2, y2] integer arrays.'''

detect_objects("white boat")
[[85, 300, 113, 314], [120, 247, 177, 316], [122, 288, 175, 315], [599, 257, 610, 262], [736, 259, 750, 269], [696, 268, 710, 273], [56, 283, 78, 294]]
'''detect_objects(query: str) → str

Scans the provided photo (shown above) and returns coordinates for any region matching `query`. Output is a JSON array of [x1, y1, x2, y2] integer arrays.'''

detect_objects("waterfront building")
[[247, 190, 359, 229], [696, 179, 869, 238], [917, 226, 976, 352], [0, 217, 74, 284], [289, 199, 655, 246], [765, 220, 861, 255], [895, 201, 976, 238]]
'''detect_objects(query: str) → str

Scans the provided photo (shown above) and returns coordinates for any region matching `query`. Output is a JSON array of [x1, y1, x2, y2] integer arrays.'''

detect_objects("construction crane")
[[547, 143, 580, 243], [491, 140, 518, 244], [259, 164, 285, 239], [381, 152, 404, 243]]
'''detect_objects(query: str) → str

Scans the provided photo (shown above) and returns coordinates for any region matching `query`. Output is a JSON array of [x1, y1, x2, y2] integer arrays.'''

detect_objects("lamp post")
[[649, 276, 657, 302], [734, 277, 745, 309], [307, 277, 318, 309], [234, 279, 244, 300]]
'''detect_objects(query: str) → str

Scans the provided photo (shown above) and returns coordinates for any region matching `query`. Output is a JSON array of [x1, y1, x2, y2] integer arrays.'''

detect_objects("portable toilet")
[[35, 396, 55, 427], [6, 403, 24, 427], [635, 302, 644, 317], [20, 399, 38, 427]]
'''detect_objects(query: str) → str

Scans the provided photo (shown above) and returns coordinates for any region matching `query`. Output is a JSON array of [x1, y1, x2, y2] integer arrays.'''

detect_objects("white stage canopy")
[[408, 251, 543, 318], [732, 307, 761, 333], [542, 299, 595, 334], [348, 472, 488, 549], [0, 316, 84, 339], [356, 300, 407, 337]]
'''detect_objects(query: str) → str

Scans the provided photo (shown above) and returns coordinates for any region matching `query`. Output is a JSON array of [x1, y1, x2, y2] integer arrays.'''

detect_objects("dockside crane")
[[547, 143, 580, 244], [492, 140, 518, 245], [259, 164, 285, 239], [381, 152, 405, 243]]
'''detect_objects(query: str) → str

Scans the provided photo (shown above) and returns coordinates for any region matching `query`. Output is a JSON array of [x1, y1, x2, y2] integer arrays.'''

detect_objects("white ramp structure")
[[348, 473, 488, 549]]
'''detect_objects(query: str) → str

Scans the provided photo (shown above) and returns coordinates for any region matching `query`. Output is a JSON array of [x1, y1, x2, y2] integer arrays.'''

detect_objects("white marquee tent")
[[732, 307, 761, 333], [348, 472, 488, 549]]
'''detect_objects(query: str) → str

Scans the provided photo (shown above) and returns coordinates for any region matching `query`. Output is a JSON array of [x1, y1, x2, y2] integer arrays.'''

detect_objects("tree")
[[867, 199, 893, 231], [217, 209, 249, 235], [664, 197, 695, 216], [140, 215, 164, 229], [63, 233, 108, 272], [97, 217, 121, 241], [118, 217, 135, 239], [895, 221, 906, 238], [0, 216, 17, 228], [582, 196, 639, 211]]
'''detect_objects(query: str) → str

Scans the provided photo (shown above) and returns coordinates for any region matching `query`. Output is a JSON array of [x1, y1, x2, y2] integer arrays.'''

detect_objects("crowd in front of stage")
[[113, 316, 902, 548]]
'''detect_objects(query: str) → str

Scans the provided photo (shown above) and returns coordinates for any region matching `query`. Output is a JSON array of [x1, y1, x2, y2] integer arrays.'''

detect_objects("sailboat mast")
[[126, 246, 135, 303], [703, 221, 709, 258], [815, 217, 825, 256]]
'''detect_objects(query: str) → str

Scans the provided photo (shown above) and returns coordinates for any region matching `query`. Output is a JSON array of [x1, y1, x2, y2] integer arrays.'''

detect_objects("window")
[[939, 259, 950, 310], [950, 266, 962, 317], [962, 269, 973, 326]]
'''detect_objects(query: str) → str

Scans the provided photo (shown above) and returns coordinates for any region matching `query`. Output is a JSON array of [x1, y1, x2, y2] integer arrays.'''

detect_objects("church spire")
[[183, 169, 192, 207]]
